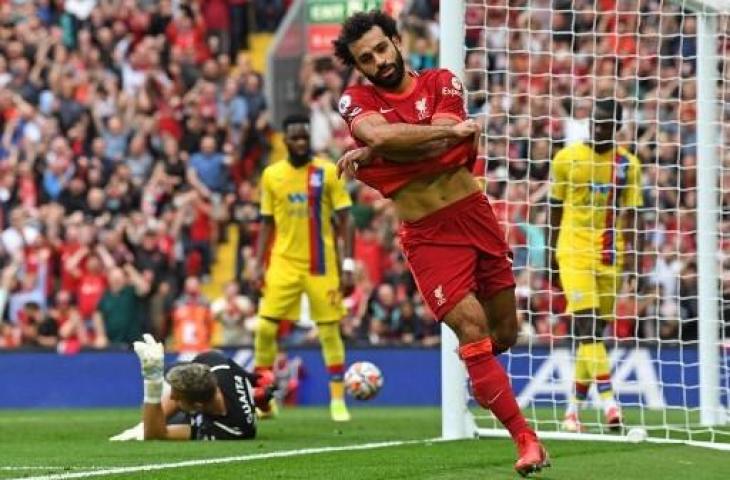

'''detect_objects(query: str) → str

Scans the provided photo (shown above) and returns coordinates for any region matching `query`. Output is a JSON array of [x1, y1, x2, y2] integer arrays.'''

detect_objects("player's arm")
[[620, 207, 642, 277], [547, 200, 563, 286], [250, 169, 275, 287], [335, 208, 355, 295], [337, 117, 468, 177], [142, 403, 191, 441], [352, 113, 477, 157], [547, 148, 569, 286], [133, 334, 192, 441], [329, 166, 355, 294], [620, 156, 645, 280], [251, 215, 273, 287]]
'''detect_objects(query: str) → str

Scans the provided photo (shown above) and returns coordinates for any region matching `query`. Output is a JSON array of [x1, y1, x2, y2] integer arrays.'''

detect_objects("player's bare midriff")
[[391, 166, 481, 222]]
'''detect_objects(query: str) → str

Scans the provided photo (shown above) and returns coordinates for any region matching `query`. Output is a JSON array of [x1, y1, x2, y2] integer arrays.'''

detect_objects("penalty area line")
[[7, 438, 442, 480]]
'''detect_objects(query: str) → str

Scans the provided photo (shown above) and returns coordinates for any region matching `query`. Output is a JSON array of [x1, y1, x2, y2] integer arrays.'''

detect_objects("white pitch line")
[[7, 438, 441, 480], [1, 468, 104, 471]]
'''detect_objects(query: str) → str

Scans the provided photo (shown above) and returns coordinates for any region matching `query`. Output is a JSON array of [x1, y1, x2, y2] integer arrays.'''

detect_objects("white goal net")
[[441, 0, 730, 447]]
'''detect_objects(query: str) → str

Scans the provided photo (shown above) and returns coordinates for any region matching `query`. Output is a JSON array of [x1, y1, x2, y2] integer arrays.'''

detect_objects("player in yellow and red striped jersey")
[[548, 99, 643, 433], [251, 114, 354, 422]]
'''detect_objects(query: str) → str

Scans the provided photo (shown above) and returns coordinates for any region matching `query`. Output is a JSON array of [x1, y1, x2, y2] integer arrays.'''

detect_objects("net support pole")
[[695, 9, 721, 427], [439, 0, 472, 440]]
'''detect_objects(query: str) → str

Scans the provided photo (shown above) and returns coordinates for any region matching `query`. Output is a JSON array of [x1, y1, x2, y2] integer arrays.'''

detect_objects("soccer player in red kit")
[[333, 11, 549, 477]]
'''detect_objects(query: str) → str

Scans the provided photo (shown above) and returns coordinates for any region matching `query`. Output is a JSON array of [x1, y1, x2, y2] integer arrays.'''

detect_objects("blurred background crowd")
[[0, 0, 727, 354]]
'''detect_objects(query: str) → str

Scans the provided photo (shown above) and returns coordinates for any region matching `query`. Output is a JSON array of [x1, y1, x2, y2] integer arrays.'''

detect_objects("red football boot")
[[514, 430, 550, 478], [605, 405, 623, 432]]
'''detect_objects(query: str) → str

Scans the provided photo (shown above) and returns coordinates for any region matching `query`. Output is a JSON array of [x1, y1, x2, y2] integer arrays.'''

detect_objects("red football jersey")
[[339, 69, 475, 197]]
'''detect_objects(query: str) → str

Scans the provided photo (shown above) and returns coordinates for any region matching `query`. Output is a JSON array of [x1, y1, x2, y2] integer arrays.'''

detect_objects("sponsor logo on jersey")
[[379, 107, 394, 113], [415, 97, 428, 120], [287, 193, 308, 203], [442, 76, 463, 96], [234, 375, 255, 424], [590, 183, 612, 194]]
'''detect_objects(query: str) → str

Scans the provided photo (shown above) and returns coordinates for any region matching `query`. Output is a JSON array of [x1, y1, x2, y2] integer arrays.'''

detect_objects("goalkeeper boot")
[[330, 398, 351, 422], [254, 370, 279, 420], [514, 430, 550, 478], [256, 399, 279, 419], [604, 404, 623, 432], [562, 411, 584, 433]]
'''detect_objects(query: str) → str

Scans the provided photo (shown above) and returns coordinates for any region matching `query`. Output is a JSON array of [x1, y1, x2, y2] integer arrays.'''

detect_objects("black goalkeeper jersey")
[[187, 351, 257, 440]]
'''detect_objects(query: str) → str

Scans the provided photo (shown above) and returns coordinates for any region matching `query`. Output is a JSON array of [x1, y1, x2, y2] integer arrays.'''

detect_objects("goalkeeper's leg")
[[447, 289, 549, 477]]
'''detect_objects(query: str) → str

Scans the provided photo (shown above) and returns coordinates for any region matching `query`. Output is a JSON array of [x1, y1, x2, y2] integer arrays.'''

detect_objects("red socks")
[[459, 337, 531, 441]]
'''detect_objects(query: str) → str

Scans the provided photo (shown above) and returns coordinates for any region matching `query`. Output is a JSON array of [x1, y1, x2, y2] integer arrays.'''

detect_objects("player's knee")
[[493, 320, 518, 351], [256, 317, 278, 338], [573, 311, 597, 340], [444, 296, 489, 344], [454, 312, 488, 345]]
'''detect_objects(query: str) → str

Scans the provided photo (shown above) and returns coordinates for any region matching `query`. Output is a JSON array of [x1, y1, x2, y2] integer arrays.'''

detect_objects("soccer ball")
[[344, 361, 384, 400]]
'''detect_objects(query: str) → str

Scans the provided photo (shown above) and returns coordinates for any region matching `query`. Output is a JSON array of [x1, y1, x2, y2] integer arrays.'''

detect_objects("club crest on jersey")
[[338, 95, 351, 115], [451, 76, 462, 91], [309, 170, 323, 188], [434, 285, 447, 307], [415, 97, 429, 120]]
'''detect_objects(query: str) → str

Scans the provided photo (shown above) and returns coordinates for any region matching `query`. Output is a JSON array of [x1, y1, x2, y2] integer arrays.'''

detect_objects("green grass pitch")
[[0, 407, 728, 479]]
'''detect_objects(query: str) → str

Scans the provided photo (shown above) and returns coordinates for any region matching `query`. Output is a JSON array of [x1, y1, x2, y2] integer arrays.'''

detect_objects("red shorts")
[[399, 192, 515, 320]]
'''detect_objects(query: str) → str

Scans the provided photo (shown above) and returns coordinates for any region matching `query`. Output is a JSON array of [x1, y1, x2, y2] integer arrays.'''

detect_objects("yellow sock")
[[254, 316, 279, 369], [573, 344, 592, 404], [318, 322, 346, 400], [582, 342, 614, 402], [329, 381, 345, 401]]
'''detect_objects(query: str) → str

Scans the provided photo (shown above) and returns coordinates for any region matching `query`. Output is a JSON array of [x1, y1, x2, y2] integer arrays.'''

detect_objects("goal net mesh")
[[460, 0, 730, 442]]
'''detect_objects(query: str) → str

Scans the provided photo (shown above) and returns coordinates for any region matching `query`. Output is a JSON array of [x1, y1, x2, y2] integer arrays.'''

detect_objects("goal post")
[[439, 0, 473, 441], [692, 0, 724, 428], [440, 0, 730, 447]]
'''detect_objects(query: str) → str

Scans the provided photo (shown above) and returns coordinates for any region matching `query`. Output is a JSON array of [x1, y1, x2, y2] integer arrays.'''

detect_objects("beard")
[[366, 50, 406, 89], [288, 149, 311, 167]]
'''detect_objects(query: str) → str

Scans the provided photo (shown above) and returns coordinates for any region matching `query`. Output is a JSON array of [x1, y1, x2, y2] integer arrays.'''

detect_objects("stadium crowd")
[[0, 0, 727, 354]]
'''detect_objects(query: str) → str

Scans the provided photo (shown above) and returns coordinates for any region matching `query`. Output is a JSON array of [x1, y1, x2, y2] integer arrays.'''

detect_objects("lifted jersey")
[[339, 69, 476, 197], [188, 351, 257, 440]]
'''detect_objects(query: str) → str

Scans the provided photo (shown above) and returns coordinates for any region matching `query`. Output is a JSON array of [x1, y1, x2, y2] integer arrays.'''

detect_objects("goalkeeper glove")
[[109, 422, 144, 441], [133, 333, 165, 404]]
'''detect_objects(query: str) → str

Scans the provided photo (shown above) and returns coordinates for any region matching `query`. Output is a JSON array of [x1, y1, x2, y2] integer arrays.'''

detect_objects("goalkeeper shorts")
[[399, 192, 515, 321]]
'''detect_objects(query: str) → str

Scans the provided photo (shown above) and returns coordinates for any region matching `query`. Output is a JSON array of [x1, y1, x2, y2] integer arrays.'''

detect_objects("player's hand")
[[548, 254, 562, 291], [451, 119, 481, 139], [109, 422, 144, 441], [340, 270, 355, 297], [133, 334, 164, 382], [336, 147, 372, 179], [623, 251, 638, 286], [249, 259, 265, 292]]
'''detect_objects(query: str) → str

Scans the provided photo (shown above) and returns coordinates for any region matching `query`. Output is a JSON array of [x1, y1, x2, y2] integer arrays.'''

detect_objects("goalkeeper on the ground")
[[110, 335, 276, 441], [548, 99, 643, 432]]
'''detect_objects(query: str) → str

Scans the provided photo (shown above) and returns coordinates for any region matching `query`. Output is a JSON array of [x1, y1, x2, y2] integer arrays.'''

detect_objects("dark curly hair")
[[333, 10, 400, 66]]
